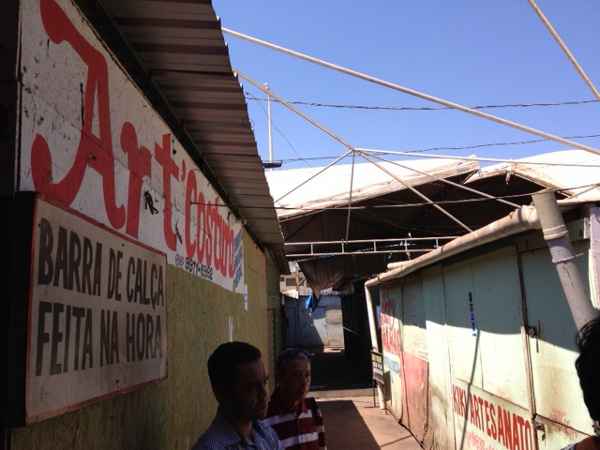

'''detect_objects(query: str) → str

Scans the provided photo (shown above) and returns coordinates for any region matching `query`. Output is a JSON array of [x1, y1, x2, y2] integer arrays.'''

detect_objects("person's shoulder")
[[191, 419, 232, 450], [256, 420, 281, 443], [190, 429, 222, 450], [190, 434, 219, 450]]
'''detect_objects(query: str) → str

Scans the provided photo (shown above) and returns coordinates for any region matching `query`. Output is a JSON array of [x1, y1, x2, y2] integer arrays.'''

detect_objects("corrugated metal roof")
[[466, 149, 600, 202], [266, 158, 479, 219], [98, 0, 284, 254]]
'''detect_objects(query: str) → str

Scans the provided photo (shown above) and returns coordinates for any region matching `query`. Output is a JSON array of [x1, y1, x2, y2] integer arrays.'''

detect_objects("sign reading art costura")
[[27, 198, 167, 422], [19, 0, 245, 294]]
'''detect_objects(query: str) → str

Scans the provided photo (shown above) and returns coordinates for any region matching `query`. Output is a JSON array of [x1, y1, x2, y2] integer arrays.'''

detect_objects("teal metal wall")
[[379, 218, 596, 449]]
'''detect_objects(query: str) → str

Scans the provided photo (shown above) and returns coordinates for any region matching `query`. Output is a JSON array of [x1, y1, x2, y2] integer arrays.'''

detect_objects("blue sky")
[[213, 1, 600, 169]]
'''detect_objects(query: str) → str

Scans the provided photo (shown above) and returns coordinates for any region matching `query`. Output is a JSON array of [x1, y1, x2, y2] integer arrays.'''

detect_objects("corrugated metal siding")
[[423, 264, 455, 450], [379, 227, 598, 450], [380, 276, 430, 445], [380, 285, 404, 418], [520, 240, 593, 445]]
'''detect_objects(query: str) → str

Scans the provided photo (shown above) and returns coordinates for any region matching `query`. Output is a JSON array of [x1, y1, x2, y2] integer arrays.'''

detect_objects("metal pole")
[[265, 83, 273, 167], [532, 190, 598, 330], [528, 0, 600, 101]]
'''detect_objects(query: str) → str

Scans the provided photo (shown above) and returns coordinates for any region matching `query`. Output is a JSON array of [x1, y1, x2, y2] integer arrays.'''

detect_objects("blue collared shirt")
[[192, 410, 283, 450]]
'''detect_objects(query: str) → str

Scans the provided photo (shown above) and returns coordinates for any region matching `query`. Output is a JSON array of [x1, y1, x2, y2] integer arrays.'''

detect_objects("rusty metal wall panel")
[[399, 351, 430, 443], [381, 276, 430, 444], [380, 285, 404, 419], [402, 275, 427, 360], [423, 265, 456, 450], [533, 416, 590, 450], [400, 275, 429, 443], [520, 241, 595, 442]]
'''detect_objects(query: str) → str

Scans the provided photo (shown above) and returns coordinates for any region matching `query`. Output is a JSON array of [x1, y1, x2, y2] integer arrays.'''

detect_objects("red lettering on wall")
[[154, 134, 179, 251], [30, 0, 239, 285], [121, 122, 151, 238], [33, 0, 125, 229], [451, 385, 534, 450], [196, 191, 206, 264], [185, 171, 198, 258], [227, 227, 234, 277], [205, 201, 215, 267], [380, 293, 402, 356]]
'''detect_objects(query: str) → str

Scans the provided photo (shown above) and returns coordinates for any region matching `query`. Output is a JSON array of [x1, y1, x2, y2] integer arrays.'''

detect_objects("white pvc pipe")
[[532, 191, 598, 330], [528, 0, 600, 101]]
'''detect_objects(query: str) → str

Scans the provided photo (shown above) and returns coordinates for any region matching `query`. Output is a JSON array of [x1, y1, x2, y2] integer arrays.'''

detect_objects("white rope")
[[356, 147, 600, 168], [222, 27, 600, 156], [528, 0, 600, 101]]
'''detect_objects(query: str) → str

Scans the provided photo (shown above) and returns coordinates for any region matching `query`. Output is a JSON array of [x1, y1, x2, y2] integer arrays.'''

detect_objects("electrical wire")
[[223, 27, 600, 155], [245, 93, 600, 113], [190, 181, 600, 212], [275, 132, 600, 163]]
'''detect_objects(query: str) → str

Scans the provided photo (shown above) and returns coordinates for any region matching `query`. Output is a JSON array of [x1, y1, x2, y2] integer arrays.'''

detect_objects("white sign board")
[[18, 0, 245, 294], [451, 379, 535, 450], [27, 197, 167, 422]]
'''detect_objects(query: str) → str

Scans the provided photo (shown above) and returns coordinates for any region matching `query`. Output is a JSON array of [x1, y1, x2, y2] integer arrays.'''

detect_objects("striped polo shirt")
[[264, 392, 327, 450]]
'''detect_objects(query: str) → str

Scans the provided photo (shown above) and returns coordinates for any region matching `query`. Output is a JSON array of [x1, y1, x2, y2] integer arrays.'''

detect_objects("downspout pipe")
[[533, 190, 598, 330]]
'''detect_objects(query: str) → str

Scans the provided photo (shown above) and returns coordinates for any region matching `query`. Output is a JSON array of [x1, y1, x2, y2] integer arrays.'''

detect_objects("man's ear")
[[213, 383, 227, 403]]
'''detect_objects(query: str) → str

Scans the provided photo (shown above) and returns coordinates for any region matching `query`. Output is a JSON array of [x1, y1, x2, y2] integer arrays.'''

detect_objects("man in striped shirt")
[[264, 349, 327, 450]]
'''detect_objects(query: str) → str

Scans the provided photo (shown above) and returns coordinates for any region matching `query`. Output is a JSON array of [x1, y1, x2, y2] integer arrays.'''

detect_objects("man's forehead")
[[236, 358, 266, 380], [287, 357, 311, 370]]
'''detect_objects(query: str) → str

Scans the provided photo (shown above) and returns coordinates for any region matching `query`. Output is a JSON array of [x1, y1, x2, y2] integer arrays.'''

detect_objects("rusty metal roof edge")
[[76, 0, 283, 253], [365, 205, 541, 288], [366, 198, 596, 288]]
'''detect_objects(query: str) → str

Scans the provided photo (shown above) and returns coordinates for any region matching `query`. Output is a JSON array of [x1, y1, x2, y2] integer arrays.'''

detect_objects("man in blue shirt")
[[193, 342, 282, 450]]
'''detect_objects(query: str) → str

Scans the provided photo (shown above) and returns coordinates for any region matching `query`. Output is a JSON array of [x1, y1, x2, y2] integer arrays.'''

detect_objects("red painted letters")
[[33, 0, 125, 229], [29, 0, 237, 284]]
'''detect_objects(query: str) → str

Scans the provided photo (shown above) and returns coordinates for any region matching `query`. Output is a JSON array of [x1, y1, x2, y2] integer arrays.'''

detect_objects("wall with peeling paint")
[[2, 0, 281, 448], [8, 232, 274, 450], [379, 218, 596, 450]]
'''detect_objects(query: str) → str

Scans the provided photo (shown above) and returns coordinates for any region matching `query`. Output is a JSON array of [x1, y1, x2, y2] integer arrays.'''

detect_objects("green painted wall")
[[9, 232, 276, 450]]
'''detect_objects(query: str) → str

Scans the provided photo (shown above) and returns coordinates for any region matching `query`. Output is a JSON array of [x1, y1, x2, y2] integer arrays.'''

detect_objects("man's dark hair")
[[276, 348, 311, 378], [208, 342, 262, 389], [576, 317, 600, 421]]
